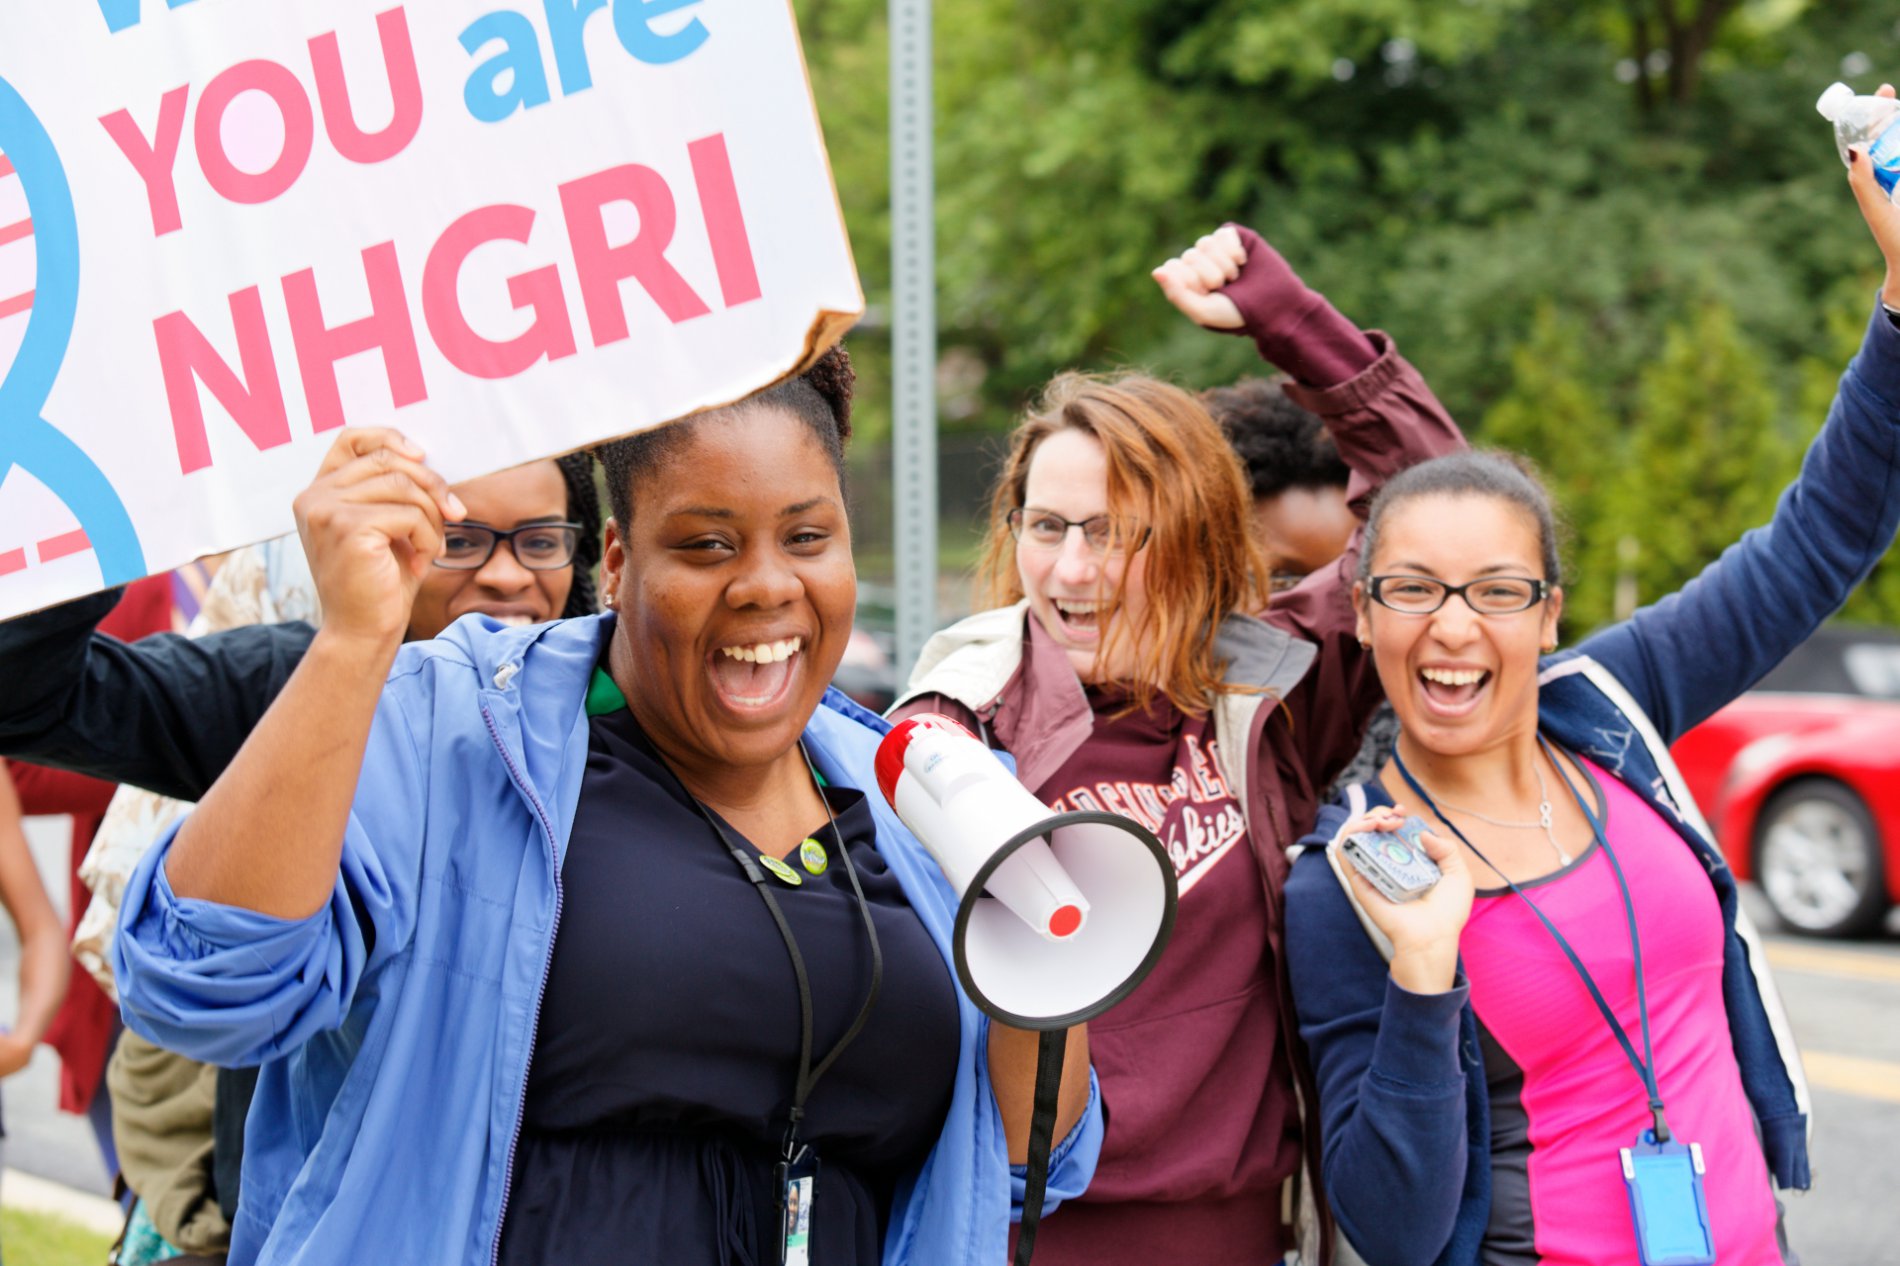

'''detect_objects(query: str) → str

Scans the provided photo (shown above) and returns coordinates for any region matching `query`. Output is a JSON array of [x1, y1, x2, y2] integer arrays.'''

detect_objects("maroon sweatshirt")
[[895, 230, 1466, 1265]]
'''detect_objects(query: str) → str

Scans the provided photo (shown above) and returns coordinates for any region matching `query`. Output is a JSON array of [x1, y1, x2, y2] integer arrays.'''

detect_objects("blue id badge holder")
[[1620, 1131, 1716, 1265]]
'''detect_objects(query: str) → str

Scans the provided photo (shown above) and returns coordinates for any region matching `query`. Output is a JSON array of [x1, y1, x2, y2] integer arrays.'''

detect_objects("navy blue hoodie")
[[1282, 298, 1900, 1266]]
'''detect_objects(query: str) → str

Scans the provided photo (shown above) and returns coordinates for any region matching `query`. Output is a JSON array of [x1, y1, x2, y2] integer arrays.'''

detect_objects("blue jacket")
[[1283, 299, 1900, 1266], [113, 612, 1103, 1266]]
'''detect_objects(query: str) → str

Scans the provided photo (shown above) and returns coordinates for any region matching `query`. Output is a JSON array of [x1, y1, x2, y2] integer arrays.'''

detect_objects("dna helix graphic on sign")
[[0, 75, 144, 592]]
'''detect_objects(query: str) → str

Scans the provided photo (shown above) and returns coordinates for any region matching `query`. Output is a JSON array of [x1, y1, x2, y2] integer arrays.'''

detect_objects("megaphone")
[[876, 714, 1178, 1030]]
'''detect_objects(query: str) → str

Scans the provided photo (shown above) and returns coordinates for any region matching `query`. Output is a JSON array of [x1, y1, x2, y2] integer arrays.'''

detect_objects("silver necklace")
[[1417, 756, 1572, 866]]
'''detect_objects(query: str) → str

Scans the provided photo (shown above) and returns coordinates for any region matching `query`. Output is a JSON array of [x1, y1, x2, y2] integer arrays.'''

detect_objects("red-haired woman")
[[890, 224, 1464, 1266]]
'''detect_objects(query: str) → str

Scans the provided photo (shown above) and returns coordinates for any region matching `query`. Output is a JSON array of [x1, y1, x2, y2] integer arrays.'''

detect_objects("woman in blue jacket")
[[1283, 139, 1900, 1265], [112, 347, 1101, 1266]]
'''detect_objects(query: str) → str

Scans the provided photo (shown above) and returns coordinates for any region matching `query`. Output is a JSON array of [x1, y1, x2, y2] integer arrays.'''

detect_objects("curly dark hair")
[[554, 452, 603, 617], [593, 343, 855, 532], [1200, 376, 1348, 501]]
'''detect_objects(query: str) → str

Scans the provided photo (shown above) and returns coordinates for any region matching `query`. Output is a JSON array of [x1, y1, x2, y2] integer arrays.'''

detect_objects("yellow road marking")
[[1762, 941, 1900, 986], [1800, 1052, 1900, 1106]]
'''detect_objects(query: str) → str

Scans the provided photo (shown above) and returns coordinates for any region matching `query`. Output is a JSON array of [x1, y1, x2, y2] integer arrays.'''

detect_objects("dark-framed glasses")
[[434, 522, 583, 571], [1006, 508, 1151, 556], [1368, 574, 1549, 616]]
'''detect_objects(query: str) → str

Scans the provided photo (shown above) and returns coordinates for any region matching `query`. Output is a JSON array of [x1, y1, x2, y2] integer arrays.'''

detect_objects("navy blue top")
[[497, 685, 961, 1266]]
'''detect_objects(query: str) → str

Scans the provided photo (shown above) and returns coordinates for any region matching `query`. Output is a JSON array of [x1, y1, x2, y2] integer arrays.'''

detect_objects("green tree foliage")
[[1615, 299, 1796, 608], [798, 0, 1900, 629], [1480, 304, 1623, 632]]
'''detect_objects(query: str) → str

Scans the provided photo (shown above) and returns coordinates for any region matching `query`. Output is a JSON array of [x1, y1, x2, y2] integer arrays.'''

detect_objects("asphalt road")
[[1754, 904, 1900, 1266], [5, 819, 1899, 1261]]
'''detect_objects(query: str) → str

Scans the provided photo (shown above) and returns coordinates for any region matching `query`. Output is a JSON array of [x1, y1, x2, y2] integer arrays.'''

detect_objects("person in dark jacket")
[[1282, 137, 1900, 1266]]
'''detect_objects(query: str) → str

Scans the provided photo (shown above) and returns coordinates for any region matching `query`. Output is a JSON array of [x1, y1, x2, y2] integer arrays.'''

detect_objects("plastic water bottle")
[[1817, 82, 1900, 201]]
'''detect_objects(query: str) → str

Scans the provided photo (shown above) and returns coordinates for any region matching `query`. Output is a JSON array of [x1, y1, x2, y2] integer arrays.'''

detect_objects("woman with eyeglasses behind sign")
[[1280, 125, 1900, 1266], [107, 346, 1101, 1266], [890, 223, 1467, 1266]]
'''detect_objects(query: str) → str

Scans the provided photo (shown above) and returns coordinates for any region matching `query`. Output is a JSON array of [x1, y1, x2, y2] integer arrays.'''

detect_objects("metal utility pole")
[[889, 0, 937, 681]]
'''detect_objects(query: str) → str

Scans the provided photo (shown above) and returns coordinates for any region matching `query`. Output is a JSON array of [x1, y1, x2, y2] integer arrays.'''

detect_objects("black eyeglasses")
[[1007, 508, 1151, 556], [434, 522, 582, 571], [1368, 574, 1549, 615]]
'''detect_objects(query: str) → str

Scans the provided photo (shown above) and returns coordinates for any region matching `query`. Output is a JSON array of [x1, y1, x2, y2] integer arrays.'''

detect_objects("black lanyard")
[[1394, 737, 1675, 1143], [667, 741, 885, 1162]]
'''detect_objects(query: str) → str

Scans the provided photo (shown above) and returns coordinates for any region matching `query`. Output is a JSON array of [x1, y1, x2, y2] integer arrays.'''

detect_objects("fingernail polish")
[[1850, 150, 1861, 165]]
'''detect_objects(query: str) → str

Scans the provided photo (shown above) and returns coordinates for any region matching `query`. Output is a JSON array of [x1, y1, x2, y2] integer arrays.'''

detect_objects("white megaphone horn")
[[876, 714, 1179, 1030]]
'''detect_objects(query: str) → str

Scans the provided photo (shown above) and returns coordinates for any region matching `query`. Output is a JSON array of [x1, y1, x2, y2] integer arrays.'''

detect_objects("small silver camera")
[[1341, 815, 1441, 903]]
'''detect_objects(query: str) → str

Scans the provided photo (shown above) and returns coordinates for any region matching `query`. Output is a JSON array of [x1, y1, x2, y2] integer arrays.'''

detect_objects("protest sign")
[[0, 1, 861, 620]]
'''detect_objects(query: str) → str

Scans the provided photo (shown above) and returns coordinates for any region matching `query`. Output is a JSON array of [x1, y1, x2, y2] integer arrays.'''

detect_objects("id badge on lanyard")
[[1622, 1133, 1716, 1265], [670, 741, 884, 1266], [1396, 740, 1719, 1266], [777, 1144, 820, 1266]]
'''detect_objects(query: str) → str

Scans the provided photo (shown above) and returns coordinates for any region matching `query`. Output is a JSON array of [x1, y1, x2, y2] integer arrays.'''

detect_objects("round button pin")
[[799, 837, 829, 875], [760, 854, 804, 887]]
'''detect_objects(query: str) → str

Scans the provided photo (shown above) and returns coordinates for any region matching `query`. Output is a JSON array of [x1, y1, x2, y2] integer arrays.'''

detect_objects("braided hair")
[[594, 344, 855, 533], [555, 452, 603, 617]]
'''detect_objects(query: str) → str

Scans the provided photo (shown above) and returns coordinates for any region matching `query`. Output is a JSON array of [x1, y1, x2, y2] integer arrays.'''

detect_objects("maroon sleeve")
[[1213, 224, 1466, 518], [1284, 336, 1468, 520], [1261, 341, 1467, 640], [1280, 614, 1391, 792], [1204, 225, 1470, 779], [1216, 224, 1379, 389], [1249, 323, 1469, 781]]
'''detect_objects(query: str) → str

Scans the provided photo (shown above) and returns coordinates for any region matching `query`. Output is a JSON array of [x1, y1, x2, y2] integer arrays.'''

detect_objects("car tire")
[[1752, 778, 1889, 939]]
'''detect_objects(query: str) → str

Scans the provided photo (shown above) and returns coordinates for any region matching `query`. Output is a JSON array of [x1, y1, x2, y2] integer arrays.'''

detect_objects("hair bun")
[[804, 343, 855, 440]]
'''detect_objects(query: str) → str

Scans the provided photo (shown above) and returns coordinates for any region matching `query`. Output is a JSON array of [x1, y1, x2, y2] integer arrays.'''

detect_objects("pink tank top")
[[1459, 760, 1783, 1265]]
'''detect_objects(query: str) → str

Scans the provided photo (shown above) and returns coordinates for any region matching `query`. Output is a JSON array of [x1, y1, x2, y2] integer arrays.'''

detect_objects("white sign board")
[[0, 0, 861, 620]]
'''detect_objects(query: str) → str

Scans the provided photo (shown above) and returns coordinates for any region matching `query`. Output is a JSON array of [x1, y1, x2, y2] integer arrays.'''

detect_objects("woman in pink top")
[[1284, 114, 1900, 1264]]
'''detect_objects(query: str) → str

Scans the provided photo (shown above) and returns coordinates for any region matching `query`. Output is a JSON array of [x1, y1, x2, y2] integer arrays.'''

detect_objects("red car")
[[1671, 624, 1900, 938]]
